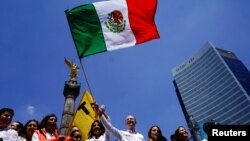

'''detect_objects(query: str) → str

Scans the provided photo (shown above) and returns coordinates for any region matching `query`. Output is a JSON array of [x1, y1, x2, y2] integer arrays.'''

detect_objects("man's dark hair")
[[0, 108, 14, 116], [170, 134, 176, 141], [203, 120, 219, 134]]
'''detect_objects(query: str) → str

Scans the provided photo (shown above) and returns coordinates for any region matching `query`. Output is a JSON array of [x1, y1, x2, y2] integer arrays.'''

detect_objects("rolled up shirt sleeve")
[[100, 115, 123, 140]]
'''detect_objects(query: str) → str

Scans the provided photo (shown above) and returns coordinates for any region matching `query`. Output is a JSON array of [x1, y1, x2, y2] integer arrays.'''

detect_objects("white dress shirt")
[[100, 115, 144, 141], [0, 128, 18, 141]]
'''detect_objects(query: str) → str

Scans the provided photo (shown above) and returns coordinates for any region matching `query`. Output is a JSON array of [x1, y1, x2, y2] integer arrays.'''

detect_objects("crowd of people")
[[0, 107, 191, 141]]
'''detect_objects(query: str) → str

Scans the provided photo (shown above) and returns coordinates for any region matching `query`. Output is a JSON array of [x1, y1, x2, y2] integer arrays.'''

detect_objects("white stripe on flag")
[[93, 0, 136, 51]]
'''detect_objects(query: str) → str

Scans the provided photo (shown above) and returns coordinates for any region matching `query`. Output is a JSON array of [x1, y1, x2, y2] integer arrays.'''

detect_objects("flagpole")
[[79, 59, 93, 95]]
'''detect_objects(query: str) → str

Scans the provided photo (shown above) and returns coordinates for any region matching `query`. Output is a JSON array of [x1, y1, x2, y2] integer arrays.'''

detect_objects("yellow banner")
[[67, 90, 98, 141]]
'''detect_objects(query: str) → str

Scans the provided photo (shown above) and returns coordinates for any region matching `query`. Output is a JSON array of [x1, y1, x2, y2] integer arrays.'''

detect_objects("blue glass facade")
[[172, 42, 250, 139]]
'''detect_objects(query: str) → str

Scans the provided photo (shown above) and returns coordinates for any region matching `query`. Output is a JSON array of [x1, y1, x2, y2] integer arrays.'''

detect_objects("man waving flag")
[[66, 0, 160, 58]]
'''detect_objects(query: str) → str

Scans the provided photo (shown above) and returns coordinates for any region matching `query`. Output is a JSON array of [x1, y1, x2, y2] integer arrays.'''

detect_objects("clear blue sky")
[[1, 0, 250, 140]]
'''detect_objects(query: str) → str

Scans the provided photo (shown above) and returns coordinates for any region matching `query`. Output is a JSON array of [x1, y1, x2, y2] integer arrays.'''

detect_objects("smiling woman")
[[24, 119, 39, 141], [148, 125, 167, 141], [86, 120, 110, 141], [32, 114, 59, 141], [174, 126, 189, 141]]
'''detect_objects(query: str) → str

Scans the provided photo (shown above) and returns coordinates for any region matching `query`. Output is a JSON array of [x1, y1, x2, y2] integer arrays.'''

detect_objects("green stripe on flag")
[[66, 4, 107, 58]]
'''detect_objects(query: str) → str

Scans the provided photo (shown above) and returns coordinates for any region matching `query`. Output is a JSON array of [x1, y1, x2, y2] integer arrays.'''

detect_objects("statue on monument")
[[64, 57, 80, 79]]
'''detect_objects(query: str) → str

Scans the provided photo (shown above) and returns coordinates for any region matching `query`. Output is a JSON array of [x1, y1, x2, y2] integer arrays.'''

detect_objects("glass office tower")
[[172, 42, 250, 140]]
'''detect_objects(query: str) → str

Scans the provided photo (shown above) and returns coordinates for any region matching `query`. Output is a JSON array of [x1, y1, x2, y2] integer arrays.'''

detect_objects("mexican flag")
[[66, 0, 160, 58]]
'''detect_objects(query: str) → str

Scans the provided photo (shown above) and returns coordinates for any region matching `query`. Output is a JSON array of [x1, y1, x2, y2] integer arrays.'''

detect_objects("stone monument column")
[[59, 58, 80, 135]]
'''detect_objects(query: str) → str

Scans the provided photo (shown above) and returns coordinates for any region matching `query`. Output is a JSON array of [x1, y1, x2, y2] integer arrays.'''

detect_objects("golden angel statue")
[[64, 57, 80, 79]]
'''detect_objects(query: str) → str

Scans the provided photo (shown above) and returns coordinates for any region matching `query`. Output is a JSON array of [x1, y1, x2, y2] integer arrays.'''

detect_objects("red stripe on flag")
[[126, 0, 160, 45]]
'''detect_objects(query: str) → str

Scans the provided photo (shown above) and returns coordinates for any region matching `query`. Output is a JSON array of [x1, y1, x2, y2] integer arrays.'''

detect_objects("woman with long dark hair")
[[174, 126, 189, 141], [86, 120, 110, 141], [24, 119, 39, 141], [148, 125, 167, 141], [31, 114, 59, 141]]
